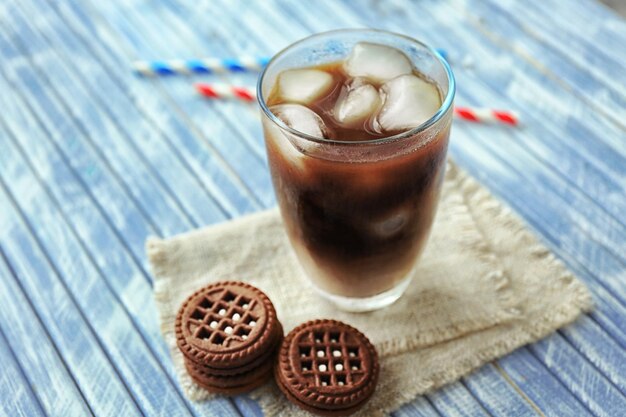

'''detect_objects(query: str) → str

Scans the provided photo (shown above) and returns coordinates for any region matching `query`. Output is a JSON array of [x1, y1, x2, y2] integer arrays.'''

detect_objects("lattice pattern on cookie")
[[296, 329, 366, 388], [187, 289, 260, 347]]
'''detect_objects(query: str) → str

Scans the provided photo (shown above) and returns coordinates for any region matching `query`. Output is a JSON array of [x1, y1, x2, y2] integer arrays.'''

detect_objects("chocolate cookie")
[[185, 356, 275, 391], [176, 281, 278, 369], [275, 319, 379, 416], [191, 322, 284, 377], [176, 281, 283, 395]]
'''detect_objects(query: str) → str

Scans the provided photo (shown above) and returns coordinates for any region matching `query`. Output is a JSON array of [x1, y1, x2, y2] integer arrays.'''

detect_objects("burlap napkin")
[[147, 161, 592, 416]]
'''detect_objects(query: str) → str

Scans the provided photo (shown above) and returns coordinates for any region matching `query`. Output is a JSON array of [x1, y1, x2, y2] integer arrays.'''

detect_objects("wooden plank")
[[468, 0, 626, 128], [0, 48, 242, 417], [46, 1, 263, 216], [560, 315, 626, 395], [4, 1, 260, 408], [498, 349, 593, 417], [1, 5, 227, 229], [62, 0, 276, 209], [426, 383, 491, 417], [0, 298, 47, 417], [0, 65, 161, 275], [463, 364, 541, 416], [0, 32, 189, 239], [531, 332, 626, 416], [20, 2, 262, 216], [0, 130, 210, 416], [0, 187, 143, 416], [393, 397, 442, 417]]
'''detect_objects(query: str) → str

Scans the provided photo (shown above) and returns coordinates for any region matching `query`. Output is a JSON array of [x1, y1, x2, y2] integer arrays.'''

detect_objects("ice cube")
[[344, 42, 413, 84], [376, 74, 441, 132], [270, 104, 329, 138], [276, 69, 334, 105], [333, 79, 381, 128], [371, 208, 409, 238], [265, 104, 328, 171]]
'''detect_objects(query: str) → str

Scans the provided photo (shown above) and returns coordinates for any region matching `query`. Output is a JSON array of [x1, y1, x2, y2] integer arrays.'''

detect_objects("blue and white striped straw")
[[133, 49, 449, 76], [132, 56, 271, 76]]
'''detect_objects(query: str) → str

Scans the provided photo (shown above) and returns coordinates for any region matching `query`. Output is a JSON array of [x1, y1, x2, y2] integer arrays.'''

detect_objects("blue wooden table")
[[1, 0, 625, 416]]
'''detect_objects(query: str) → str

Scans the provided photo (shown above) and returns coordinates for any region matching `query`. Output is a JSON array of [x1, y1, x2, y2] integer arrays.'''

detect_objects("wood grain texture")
[[48, 1, 262, 216], [0, 0, 625, 415], [1, 5, 224, 230], [393, 397, 441, 417], [498, 349, 593, 417], [0, 183, 143, 417], [462, 365, 541, 417], [0, 260, 52, 417], [74, 0, 276, 210], [467, 0, 626, 129], [0, 3, 243, 416], [425, 383, 491, 417], [0, 76, 239, 417]]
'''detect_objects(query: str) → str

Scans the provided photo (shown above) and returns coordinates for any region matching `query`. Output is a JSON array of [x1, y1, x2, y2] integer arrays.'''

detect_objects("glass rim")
[[257, 28, 456, 146]]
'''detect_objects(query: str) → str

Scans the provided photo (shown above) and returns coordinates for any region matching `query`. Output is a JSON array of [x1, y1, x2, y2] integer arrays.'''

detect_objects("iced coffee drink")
[[258, 30, 455, 311]]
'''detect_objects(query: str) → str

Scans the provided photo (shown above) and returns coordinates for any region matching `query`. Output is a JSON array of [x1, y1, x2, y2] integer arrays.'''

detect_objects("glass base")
[[313, 275, 413, 312]]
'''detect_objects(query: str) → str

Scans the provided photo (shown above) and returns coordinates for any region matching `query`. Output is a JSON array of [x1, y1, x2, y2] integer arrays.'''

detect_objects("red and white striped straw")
[[195, 83, 519, 126], [454, 106, 519, 126], [195, 83, 256, 102]]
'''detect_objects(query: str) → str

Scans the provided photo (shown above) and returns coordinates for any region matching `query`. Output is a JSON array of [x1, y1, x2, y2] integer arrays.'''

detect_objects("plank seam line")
[[0, 117, 197, 416], [587, 312, 626, 351], [420, 392, 447, 417], [0, 177, 147, 417], [137, 0, 268, 165], [22, 0, 236, 220], [0, 311, 50, 417], [0, 104, 160, 287], [526, 342, 626, 413], [0, 15, 202, 230], [0, 246, 95, 417], [0, 62, 165, 240], [458, 5, 626, 134], [426, 377, 493, 417], [475, 0, 626, 126], [459, 101, 626, 265], [459, 378, 499, 417], [556, 328, 626, 399], [492, 361, 547, 417], [48, 0, 265, 211]]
